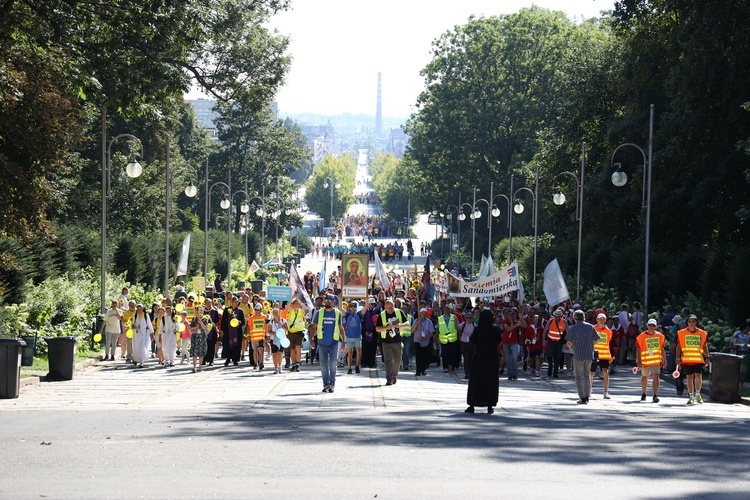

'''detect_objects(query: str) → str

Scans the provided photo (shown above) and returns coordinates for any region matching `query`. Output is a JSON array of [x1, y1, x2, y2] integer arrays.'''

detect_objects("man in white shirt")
[[99, 300, 122, 361]]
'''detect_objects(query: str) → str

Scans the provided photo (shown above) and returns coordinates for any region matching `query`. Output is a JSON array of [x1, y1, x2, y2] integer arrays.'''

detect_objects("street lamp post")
[[610, 104, 654, 313], [457, 202, 474, 276], [473, 182, 511, 267], [511, 168, 539, 297], [552, 142, 586, 301], [102, 133, 143, 313], [207, 172, 251, 292], [200, 158, 209, 281], [323, 175, 340, 226], [445, 203, 460, 260], [248, 187, 282, 265]]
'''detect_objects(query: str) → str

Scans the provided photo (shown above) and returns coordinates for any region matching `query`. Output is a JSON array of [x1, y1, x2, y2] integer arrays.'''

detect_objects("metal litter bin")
[[709, 352, 743, 403], [0, 337, 26, 398], [46, 336, 78, 381]]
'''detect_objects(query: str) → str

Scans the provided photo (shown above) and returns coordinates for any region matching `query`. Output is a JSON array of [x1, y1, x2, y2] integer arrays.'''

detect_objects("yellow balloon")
[[230, 318, 240, 328], [126, 329, 133, 339], [93, 333, 102, 342], [175, 303, 184, 313], [178, 323, 186, 332]]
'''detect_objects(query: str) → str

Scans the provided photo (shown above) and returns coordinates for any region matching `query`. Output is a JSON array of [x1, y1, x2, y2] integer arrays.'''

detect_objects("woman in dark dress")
[[466, 309, 501, 414], [220, 299, 245, 366]]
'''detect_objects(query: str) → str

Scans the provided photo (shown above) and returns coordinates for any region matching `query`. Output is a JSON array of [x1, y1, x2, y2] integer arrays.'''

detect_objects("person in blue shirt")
[[344, 300, 364, 374], [310, 295, 345, 393]]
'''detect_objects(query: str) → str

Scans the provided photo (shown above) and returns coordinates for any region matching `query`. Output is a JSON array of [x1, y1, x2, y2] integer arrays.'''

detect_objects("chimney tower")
[[375, 72, 382, 137]]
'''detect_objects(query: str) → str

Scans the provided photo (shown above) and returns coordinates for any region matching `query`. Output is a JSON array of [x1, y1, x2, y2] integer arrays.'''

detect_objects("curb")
[[658, 370, 750, 406], [20, 355, 103, 388]]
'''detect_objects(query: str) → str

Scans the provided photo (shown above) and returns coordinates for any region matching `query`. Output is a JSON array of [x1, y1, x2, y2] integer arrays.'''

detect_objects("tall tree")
[[404, 7, 583, 213], [304, 154, 356, 225]]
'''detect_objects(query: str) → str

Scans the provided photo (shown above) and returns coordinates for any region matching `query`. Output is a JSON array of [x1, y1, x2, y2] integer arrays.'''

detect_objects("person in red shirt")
[[501, 308, 526, 381], [524, 312, 544, 376], [609, 316, 624, 375]]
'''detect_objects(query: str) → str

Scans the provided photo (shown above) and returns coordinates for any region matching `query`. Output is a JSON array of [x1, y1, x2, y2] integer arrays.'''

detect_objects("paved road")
[[2, 357, 749, 499]]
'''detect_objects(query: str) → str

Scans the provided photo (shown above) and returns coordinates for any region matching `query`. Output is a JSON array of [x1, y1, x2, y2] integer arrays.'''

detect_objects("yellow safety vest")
[[438, 315, 458, 344], [379, 310, 405, 339], [249, 315, 266, 342], [316, 309, 342, 340], [399, 314, 413, 337], [288, 309, 306, 332], [637, 332, 664, 367], [594, 326, 613, 361], [678, 328, 707, 365]]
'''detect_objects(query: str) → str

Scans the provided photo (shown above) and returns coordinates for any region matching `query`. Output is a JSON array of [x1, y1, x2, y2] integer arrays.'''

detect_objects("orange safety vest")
[[636, 332, 664, 367], [593, 325, 613, 361], [548, 318, 566, 342], [677, 328, 707, 365], [248, 315, 266, 342]]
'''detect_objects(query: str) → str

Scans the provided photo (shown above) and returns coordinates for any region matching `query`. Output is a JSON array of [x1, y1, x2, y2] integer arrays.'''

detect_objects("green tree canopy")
[[304, 154, 356, 225]]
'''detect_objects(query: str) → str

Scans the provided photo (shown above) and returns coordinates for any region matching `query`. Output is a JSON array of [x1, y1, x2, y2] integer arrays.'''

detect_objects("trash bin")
[[709, 352, 743, 403], [740, 352, 750, 384], [250, 280, 263, 294], [20, 330, 37, 367], [46, 336, 78, 381], [0, 337, 26, 399]]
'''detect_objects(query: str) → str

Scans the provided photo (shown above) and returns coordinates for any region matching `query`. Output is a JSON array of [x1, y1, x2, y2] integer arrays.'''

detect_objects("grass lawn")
[[20, 347, 103, 377]]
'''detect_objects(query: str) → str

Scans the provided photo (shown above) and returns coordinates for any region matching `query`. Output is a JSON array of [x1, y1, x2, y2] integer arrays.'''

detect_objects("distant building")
[[299, 121, 336, 163], [187, 98, 220, 139], [387, 128, 409, 158], [375, 72, 382, 138], [185, 98, 279, 141]]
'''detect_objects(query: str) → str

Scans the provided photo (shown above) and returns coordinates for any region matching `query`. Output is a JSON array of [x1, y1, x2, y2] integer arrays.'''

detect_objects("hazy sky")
[[189, 1, 615, 117]]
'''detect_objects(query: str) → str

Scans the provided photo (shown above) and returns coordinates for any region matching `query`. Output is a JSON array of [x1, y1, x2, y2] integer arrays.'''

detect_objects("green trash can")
[[20, 330, 37, 367], [709, 352, 743, 403], [46, 336, 78, 381], [739, 352, 750, 384], [0, 337, 26, 399]]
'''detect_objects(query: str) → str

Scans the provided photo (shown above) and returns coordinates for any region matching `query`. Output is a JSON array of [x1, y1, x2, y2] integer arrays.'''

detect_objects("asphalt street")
[[2, 356, 749, 499]]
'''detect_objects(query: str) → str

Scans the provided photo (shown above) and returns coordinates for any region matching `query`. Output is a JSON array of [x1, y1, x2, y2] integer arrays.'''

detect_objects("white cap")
[[597, 313, 607, 320], [647, 318, 658, 326]]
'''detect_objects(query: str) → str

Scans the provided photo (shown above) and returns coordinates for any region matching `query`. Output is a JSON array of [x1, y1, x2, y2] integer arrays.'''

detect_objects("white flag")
[[318, 259, 328, 294], [175, 234, 191, 277], [373, 251, 391, 290], [543, 258, 570, 307], [249, 260, 260, 273], [289, 265, 314, 314], [478, 255, 497, 278]]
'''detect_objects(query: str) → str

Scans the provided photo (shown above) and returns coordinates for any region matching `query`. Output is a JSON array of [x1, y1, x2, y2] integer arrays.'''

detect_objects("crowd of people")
[[98, 277, 730, 412], [310, 239, 416, 262], [339, 214, 390, 239]]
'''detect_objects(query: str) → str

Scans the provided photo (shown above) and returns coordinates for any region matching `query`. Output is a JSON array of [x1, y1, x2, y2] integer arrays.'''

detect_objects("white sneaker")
[[603, 392, 611, 399]]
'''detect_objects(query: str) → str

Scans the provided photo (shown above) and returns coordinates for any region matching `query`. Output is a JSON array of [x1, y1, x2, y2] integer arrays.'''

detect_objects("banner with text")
[[448, 262, 521, 297]]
